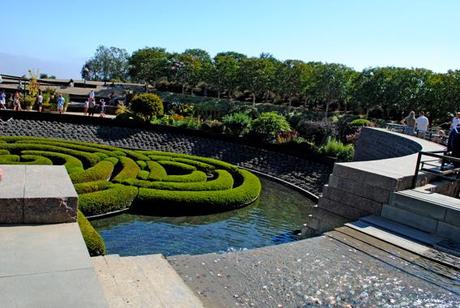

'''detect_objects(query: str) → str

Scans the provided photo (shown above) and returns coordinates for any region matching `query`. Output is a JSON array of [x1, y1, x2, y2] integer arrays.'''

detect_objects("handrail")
[[412, 150, 460, 188]]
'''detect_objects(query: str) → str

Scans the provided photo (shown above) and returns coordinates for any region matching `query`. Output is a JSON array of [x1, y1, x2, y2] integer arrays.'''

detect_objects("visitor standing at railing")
[[450, 112, 460, 131], [401, 111, 416, 135], [448, 123, 460, 167], [57, 94, 65, 114], [416, 111, 429, 138]]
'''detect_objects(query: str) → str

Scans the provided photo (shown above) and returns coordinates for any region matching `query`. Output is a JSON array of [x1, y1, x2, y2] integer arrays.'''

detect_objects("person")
[[99, 98, 106, 117], [448, 123, 460, 167], [416, 111, 429, 138], [83, 100, 89, 116], [37, 91, 43, 112], [451, 112, 460, 131], [400, 111, 416, 135], [0, 91, 6, 109], [13, 92, 22, 111], [57, 94, 65, 114], [89, 90, 95, 102], [88, 97, 96, 116]]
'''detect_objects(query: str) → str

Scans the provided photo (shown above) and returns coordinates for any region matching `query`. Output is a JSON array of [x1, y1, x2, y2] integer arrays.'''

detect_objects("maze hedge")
[[0, 136, 261, 216]]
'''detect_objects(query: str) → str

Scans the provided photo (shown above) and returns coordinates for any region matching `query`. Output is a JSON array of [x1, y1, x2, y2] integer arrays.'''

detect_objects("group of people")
[[400, 111, 430, 138], [83, 90, 106, 117], [0, 90, 65, 113]]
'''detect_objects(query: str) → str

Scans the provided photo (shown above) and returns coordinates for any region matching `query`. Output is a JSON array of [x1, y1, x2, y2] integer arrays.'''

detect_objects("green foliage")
[[70, 161, 115, 184], [112, 157, 140, 182], [74, 180, 112, 194], [82, 45, 129, 81], [319, 137, 355, 161], [137, 169, 261, 213], [222, 112, 252, 136], [350, 118, 373, 127], [79, 184, 138, 216], [77, 210, 106, 256], [251, 112, 291, 142], [129, 93, 164, 121]]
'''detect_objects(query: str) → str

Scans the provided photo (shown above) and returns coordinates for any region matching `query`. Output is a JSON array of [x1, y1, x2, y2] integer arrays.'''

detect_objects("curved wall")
[[318, 127, 445, 220]]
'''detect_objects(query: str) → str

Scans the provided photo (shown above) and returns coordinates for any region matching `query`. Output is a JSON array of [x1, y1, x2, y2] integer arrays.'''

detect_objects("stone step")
[[129, 254, 204, 308], [391, 190, 460, 226], [381, 204, 439, 233], [360, 215, 443, 246], [350, 216, 460, 269], [326, 229, 460, 293], [92, 254, 204, 308]]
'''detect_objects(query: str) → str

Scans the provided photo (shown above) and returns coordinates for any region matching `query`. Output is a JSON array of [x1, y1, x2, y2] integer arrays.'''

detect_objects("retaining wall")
[[318, 127, 445, 220]]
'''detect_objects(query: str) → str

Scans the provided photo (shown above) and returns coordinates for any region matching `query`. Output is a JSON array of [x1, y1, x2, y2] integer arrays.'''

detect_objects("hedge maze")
[[0, 136, 262, 217]]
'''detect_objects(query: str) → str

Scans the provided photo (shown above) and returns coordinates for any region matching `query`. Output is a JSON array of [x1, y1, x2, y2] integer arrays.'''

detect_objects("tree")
[[239, 55, 278, 105], [129, 93, 164, 121], [129, 47, 170, 86], [81, 46, 129, 81], [209, 54, 240, 99]]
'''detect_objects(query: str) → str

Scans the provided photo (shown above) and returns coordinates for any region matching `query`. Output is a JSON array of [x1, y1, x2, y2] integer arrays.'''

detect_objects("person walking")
[[416, 111, 429, 138], [57, 94, 65, 114], [88, 97, 96, 116], [13, 92, 22, 111], [83, 100, 89, 116], [0, 91, 6, 109], [37, 91, 43, 112], [401, 111, 416, 135], [99, 98, 106, 117]]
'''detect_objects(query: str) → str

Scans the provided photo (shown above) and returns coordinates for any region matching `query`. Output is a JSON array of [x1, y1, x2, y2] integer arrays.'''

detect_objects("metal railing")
[[412, 150, 460, 188]]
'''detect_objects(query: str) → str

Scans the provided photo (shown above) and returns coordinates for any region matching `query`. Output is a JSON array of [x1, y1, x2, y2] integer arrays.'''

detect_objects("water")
[[92, 177, 332, 256]]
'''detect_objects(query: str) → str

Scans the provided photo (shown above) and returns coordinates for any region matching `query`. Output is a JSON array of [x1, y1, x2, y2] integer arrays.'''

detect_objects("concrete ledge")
[[0, 165, 78, 224]]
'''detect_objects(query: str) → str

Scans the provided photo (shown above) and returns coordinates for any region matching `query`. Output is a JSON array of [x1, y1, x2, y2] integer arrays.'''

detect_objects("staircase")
[[92, 254, 204, 308], [381, 187, 460, 243]]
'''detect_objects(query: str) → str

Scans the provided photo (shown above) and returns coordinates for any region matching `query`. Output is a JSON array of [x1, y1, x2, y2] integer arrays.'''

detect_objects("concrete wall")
[[354, 128, 422, 161], [318, 127, 445, 220]]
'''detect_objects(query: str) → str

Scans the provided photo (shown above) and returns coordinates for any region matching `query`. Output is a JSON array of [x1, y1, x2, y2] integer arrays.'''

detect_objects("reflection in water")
[[92, 177, 339, 256]]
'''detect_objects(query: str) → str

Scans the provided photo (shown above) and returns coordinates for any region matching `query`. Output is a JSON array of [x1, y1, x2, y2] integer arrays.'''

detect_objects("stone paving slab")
[[0, 223, 107, 307]]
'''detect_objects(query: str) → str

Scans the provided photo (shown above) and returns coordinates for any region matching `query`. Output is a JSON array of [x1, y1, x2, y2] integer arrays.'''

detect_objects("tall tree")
[[128, 47, 170, 86], [81, 45, 129, 81]]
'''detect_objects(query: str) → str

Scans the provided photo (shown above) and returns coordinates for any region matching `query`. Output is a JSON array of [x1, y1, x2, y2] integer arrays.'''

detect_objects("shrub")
[[77, 210, 106, 256], [319, 137, 355, 161], [74, 180, 112, 194], [129, 93, 164, 121], [0, 155, 20, 163], [201, 120, 224, 133], [294, 120, 335, 145], [222, 112, 252, 136], [79, 184, 138, 216], [70, 161, 115, 184], [350, 118, 373, 127], [147, 161, 167, 180], [136, 169, 261, 214], [112, 157, 140, 182], [251, 112, 291, 143]]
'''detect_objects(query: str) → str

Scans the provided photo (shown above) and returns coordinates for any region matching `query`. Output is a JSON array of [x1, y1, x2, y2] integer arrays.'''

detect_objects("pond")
[[92, 176, 340, 256]]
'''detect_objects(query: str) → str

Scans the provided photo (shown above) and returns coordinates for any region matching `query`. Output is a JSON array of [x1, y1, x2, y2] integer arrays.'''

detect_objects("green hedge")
[[70, 161, 115, 184], [112, 157, 140, 182], [74, 180, 112, 194], [77, 210, 106, 256], [79, 184, 138, 216], [136, 169, 261, 213], [1, 136, 262, 217]]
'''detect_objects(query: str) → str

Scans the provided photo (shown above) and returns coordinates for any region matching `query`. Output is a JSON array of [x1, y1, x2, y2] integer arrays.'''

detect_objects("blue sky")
[[1, 0, 459, 78]]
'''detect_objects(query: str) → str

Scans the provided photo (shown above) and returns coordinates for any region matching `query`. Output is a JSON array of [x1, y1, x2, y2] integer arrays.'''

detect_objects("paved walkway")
[[0, 223, 107, 307]]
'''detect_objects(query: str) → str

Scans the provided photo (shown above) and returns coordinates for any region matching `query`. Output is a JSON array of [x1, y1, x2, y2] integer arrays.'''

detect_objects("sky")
[[1, 0, 459, 78]]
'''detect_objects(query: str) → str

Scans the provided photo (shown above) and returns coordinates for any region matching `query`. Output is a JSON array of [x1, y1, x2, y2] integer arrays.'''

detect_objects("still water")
[[92, 177, 327, 256]]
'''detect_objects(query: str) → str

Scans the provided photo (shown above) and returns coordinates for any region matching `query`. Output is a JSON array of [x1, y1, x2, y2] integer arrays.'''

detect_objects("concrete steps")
[[92, 254, 204, 308], [381, 188, 460, 242]]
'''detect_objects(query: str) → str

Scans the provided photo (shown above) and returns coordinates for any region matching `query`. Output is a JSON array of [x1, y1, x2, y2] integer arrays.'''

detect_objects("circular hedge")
[[0, 136, 262, 216]]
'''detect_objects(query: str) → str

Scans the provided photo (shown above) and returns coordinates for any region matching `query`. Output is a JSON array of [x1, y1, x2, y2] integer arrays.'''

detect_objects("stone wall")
[[354, 127, 422, 161], [318, 127, 445, 220]]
